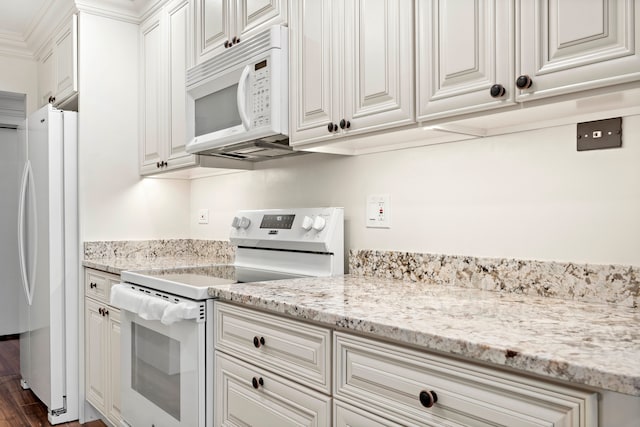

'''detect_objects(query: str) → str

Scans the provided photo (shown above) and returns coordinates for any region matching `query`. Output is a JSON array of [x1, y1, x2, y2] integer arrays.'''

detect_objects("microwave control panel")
[[251, 60, 271, 128]]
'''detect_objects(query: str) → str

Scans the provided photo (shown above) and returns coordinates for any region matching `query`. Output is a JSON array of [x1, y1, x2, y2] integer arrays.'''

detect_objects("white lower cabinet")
[[84, 268, 122, 427], [214, 302, 332, 426], [215, 352, 331, 426], [334, 332, 598, 427]]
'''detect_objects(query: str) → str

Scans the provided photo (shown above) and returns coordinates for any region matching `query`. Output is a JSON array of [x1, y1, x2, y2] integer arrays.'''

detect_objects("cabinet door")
[[139, 13, 166, 174], [106, 308, 122, 427], [289, 0, 341, 146], [235, 0, 287, 41], [38, 48, 55, 108], [517, 0, 640, 101], [342, 0, 414, 135], [417, 0, 515, 120], [215, 352, 331, 427], [195, 0, 234, 64], [85, 298, 107, 414], [166, 0, 199, 170], [53, 14, 78, 105]]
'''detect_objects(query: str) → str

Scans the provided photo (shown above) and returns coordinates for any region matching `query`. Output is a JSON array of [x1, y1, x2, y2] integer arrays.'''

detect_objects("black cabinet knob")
[[224, 40, 230, 48], [252, 377, 264, 389], [339, 119, 351, 129], [253, 336, 266, 347], [327, 123, 335, 133], [156, 161, 161, 168], [490, 84, 506, 98], [162, 161, 168, 167], [419, 390, 438, 408], [232, 36, 239, 44], [516, 74, 533, 89], [103, 309, 109, 316], [98, 307, 103, 316], [90, 282, 97, 289]]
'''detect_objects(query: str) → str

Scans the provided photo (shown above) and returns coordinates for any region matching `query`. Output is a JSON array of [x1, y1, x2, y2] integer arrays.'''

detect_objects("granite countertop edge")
[[207, 277, 640, 397]]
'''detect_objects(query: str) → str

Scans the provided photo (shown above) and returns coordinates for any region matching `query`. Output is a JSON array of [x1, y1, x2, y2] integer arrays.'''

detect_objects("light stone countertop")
[[82, 256, 219, 275], [207, 275, 640, 397]]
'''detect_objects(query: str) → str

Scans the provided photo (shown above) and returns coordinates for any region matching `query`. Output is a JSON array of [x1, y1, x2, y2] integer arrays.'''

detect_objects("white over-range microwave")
[[185, 26, 293, 161]]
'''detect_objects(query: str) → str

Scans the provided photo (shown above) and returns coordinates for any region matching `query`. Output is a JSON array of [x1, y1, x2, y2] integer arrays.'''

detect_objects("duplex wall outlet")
[[198, 209, 209, 224], [366, 194, 391, 228], [577, 117, 622, 151]]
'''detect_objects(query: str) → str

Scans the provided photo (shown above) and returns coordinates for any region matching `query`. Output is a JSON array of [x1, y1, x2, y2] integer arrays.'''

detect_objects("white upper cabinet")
[[516, 0, 640, 102], [194, 0, 287, 64], [417, 0, 640, 122], [37, 14, 78, 108], [289, 0, 414, 148], [417, 0, 515, 120], [139, 0, 199, 175]]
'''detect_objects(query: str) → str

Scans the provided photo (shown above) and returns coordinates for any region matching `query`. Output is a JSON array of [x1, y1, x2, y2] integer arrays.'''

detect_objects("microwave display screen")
[[255, 60, 267, 71], [260, 214, 295, 229], [194, 84, 242, 137]]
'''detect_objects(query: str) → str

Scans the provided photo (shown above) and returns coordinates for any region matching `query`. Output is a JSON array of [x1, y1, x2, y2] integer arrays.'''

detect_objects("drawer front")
[[335, 332, 598, 427], [215, 351, 331, 427], [215, 302, 331, 393], [84, 269, 111, 304], [334, 399, 420, 427]]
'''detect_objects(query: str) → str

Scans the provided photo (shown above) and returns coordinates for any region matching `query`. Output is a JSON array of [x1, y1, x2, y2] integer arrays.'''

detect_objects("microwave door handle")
[[237, 65, 251, 130]]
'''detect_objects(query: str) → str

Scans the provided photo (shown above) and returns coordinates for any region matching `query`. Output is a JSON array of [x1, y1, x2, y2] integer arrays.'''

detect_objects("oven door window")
[[131, 323, 181, 420], [194, 84, 242, 137]]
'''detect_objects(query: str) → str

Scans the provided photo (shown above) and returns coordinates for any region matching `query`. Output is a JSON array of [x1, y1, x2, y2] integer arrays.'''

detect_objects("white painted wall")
[[190, 115, 640, 267], [0, 54, 37, 114], [77, 12, 190, 241], [0, 128, 22, 335]]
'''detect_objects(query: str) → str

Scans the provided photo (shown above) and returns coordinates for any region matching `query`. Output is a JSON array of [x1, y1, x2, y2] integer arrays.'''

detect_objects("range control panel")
[[230, 207, 344, 253]]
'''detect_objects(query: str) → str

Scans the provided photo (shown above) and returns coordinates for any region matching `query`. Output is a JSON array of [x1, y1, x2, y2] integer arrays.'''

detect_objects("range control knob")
[[312, 216, 326, 232], [238, 216, 251, 229], [301, 216, 314, 231], [231, 216, 241, 229]]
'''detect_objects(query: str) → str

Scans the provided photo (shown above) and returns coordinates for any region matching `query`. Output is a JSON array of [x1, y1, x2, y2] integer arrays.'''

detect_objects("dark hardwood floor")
[[0, 337, 106, 427]]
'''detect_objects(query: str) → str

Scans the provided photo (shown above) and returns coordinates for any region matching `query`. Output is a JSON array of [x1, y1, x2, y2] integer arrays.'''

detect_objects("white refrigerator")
[[17, 104, 79, 424]]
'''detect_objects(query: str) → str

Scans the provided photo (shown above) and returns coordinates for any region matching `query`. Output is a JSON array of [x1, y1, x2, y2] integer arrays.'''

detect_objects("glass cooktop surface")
[[121, 265, 306, 301]]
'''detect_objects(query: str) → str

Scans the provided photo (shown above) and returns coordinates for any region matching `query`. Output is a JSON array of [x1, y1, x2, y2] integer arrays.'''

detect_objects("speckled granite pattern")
[[208, 275, 640, 396], [349, 250, 640, 308], [83, 239, 235, 275]]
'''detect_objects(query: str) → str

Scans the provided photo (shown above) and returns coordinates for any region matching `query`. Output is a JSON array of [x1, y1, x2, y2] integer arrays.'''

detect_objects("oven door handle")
[[111, 284, 201, 324]]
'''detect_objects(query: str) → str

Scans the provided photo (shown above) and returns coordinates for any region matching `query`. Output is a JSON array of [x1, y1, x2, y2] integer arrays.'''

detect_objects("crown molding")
[[0, 0, 162, 60]]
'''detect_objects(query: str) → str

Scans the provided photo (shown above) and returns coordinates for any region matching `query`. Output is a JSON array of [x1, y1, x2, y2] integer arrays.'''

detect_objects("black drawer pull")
[[252, 376, 264, 389], [419, 390, 438, 408]]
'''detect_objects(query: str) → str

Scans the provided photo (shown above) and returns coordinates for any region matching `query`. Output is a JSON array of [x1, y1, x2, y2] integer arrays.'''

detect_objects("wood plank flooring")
[[0, 337, 106, 427]]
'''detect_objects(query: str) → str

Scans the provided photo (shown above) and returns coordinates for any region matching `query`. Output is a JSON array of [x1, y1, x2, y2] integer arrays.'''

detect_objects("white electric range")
[[112, 207, 344, 427]]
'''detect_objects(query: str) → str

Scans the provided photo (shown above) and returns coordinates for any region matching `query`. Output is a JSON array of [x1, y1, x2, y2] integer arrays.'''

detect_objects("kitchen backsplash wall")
[[190, 115, 640, 268], [350, 249, 639, 308]]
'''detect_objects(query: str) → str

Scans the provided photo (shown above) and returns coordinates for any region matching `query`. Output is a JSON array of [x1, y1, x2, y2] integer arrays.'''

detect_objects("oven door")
[[120, 307, 207, 427]]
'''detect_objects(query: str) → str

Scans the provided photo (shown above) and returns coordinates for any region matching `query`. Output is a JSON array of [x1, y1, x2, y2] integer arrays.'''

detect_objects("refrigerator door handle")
[[18, 160, 36, 306]]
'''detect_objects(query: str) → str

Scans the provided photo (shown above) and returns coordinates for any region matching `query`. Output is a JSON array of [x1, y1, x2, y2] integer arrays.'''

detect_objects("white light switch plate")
[[366, 194, 391, 228], [198, 209, 209, 224]]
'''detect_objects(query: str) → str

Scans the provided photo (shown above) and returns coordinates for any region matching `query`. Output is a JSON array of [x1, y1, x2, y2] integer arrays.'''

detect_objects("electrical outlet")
[[366, 194, 391, 228], [577, 117, 622, 151], [198, 209, 209, 224]]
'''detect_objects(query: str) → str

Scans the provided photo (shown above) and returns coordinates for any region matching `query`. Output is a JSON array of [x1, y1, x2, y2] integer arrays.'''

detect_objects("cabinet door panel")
[[166, 0, 199, 169], [417, 0, 515, 120], [344, 0, 414, 135], [215, 352, 331, 427], [236, 0, 287, 41], [139, 15, 165, 174], [38, 49, 54, 108], [289, 0, 340, 145], [54, 15, 78, 105], [517, 0, 640, 101], [195, 0, 233, 64], [85, 298, 106, 413]]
